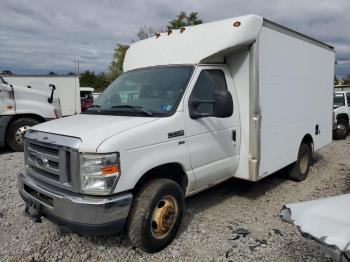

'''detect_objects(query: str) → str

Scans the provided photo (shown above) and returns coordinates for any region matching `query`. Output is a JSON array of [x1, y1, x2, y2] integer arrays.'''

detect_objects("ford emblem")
[[35, 154, 49, 168]]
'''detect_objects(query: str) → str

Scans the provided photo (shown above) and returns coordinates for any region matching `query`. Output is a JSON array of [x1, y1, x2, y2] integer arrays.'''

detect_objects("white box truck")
[[17, 15, 335, 252], [1, 75, 80, 116], [0, 76, 62, 151]]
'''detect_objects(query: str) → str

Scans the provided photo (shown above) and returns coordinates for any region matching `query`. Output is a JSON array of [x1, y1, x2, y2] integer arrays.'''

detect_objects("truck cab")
[[0, 76, 61, 151], [333, 87, 350, 139]]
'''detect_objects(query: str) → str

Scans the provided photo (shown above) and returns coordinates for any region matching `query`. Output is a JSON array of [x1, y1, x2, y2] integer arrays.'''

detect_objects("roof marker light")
[[180, 27, 186, 33], [233, 21, 241, 27]]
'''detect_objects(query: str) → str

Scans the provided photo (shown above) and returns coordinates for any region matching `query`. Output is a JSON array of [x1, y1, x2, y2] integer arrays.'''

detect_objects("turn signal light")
[[101, 165, 119, 176]]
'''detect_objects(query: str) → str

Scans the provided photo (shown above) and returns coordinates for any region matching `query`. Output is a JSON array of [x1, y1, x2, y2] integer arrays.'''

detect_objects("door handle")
[[232, 130, 236, 142]]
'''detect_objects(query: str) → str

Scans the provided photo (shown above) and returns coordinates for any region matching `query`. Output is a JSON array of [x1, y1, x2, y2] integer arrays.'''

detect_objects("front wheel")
[[286, 143, 312, 182], [6, 118, 40, 152], [127, 179, 184, 253]]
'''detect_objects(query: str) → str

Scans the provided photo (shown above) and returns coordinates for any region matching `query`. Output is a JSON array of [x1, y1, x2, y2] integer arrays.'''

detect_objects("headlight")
[[80, 153, 120, 195]]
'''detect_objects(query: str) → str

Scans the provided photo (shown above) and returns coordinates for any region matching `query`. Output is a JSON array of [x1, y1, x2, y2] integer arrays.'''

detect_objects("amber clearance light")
[[233, 21, 241, 27]]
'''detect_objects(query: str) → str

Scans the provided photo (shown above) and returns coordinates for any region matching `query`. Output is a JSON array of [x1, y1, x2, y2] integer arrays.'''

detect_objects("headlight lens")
[[80, 153, 120, 195]]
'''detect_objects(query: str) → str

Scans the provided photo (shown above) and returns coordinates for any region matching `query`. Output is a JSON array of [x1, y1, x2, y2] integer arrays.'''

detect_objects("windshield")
[[84, 66, 193, 117], [334, 93, 345, 108]]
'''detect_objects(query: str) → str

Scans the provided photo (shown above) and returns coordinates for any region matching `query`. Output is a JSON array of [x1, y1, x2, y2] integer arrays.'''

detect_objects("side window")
[[190, 70, 227, 114], [347, 92, 350, 107]]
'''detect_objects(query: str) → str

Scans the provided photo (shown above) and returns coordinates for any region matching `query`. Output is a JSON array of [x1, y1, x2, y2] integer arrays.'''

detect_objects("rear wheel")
[[286, 143, 312, 182], [127, 179, 184, 253], [6, 118, 40, 152], [334, 119, 349, 140]]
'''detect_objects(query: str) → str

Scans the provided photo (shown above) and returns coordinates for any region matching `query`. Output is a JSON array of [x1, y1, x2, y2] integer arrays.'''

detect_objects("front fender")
[[114, 139, 195, 195]]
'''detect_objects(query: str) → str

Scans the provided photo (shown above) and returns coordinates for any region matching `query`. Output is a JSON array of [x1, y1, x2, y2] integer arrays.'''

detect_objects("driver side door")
[[184, 65, 240, 191]]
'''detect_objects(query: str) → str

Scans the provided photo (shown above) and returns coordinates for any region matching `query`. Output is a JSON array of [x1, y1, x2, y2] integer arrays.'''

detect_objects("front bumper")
[[17, 169, 133, 235]]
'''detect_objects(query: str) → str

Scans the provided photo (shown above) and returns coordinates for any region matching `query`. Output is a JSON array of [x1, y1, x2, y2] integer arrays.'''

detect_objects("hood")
[[333, 106, 346, 113], [32, 114, 159, 152]]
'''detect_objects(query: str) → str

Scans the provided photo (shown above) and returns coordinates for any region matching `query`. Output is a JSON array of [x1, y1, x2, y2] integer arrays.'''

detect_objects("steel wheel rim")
[[299, 151, 309, 174], [151, 195, 178, 239], [337, 124, 347, 137], [15, 126, 30, 145]]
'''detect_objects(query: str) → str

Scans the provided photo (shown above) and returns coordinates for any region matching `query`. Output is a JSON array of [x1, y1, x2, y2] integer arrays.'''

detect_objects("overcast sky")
[[1, 0, 349, 77]]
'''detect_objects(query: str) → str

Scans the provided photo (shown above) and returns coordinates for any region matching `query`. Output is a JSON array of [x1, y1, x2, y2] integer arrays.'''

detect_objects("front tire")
[[334, 119, 349, 140], [127, 179, 184, 253], [286, 143, 312, 182], [6, 118, 40, 152]]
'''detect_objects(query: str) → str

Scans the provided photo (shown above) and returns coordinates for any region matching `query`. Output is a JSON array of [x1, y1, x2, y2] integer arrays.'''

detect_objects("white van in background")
[[17, 15, 335, 252]]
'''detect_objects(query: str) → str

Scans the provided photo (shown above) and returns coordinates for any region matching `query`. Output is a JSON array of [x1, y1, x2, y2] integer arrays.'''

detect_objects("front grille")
[[23, 131, 81, 193]]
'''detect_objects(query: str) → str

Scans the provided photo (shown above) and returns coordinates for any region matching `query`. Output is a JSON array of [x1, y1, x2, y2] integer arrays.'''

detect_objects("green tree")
[[108, 11, 203, 82], [167, 11, 202, 31], [80, 70, 96, 87], [343, 74, 350, 85], [80, 70, 110, 91], [108, 44, 130, 80]]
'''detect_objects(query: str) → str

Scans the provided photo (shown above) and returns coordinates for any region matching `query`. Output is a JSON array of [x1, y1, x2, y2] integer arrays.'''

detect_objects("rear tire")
[[127, 179, 184, 253], [333, 119, 349, 140], [286, 143, 312, 182], [6, 118, 40, 152]]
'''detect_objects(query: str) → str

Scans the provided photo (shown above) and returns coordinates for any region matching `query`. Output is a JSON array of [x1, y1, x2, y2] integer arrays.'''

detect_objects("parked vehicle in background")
[[1, 74, 80, 116], [93, 92, 101, 100], [17, 15, 335, 252], [80, 87, 95, 112], [333, 85, 350, 140], [0, 76, 61, 151]]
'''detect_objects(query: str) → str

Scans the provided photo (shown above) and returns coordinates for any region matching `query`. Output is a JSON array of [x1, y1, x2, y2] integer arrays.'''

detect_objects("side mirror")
[[48, 84, 56, 104], [189, 89, 233, 119], [213, 89, 233, 118]]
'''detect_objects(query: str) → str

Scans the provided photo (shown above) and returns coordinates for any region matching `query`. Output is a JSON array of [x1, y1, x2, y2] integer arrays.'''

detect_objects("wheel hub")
[[151, 195, 178, 239], [15, 126, 30, 145]]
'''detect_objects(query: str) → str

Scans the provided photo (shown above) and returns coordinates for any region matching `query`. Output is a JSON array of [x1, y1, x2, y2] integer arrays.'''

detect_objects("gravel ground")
[[1, 137, 350, 262]]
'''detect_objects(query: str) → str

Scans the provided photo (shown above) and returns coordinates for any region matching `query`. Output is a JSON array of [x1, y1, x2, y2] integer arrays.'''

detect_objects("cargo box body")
[[227, 20, 335, 181]]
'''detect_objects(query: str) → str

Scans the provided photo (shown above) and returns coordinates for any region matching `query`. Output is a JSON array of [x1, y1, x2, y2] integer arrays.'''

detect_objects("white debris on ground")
[[280, 193, 350, 261], [1, 137, 349, 262]]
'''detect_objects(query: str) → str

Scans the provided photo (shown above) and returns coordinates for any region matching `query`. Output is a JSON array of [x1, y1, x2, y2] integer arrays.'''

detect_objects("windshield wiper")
[[110, 105, 153, 116]]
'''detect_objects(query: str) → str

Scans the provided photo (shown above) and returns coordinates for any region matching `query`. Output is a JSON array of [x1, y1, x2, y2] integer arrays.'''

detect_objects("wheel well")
[[6, 114, 45, 137], [301, 134, 314, 151], [337, 113, 349, 122], [132, 163, 188, 194], [8, 114, 45, 125]]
